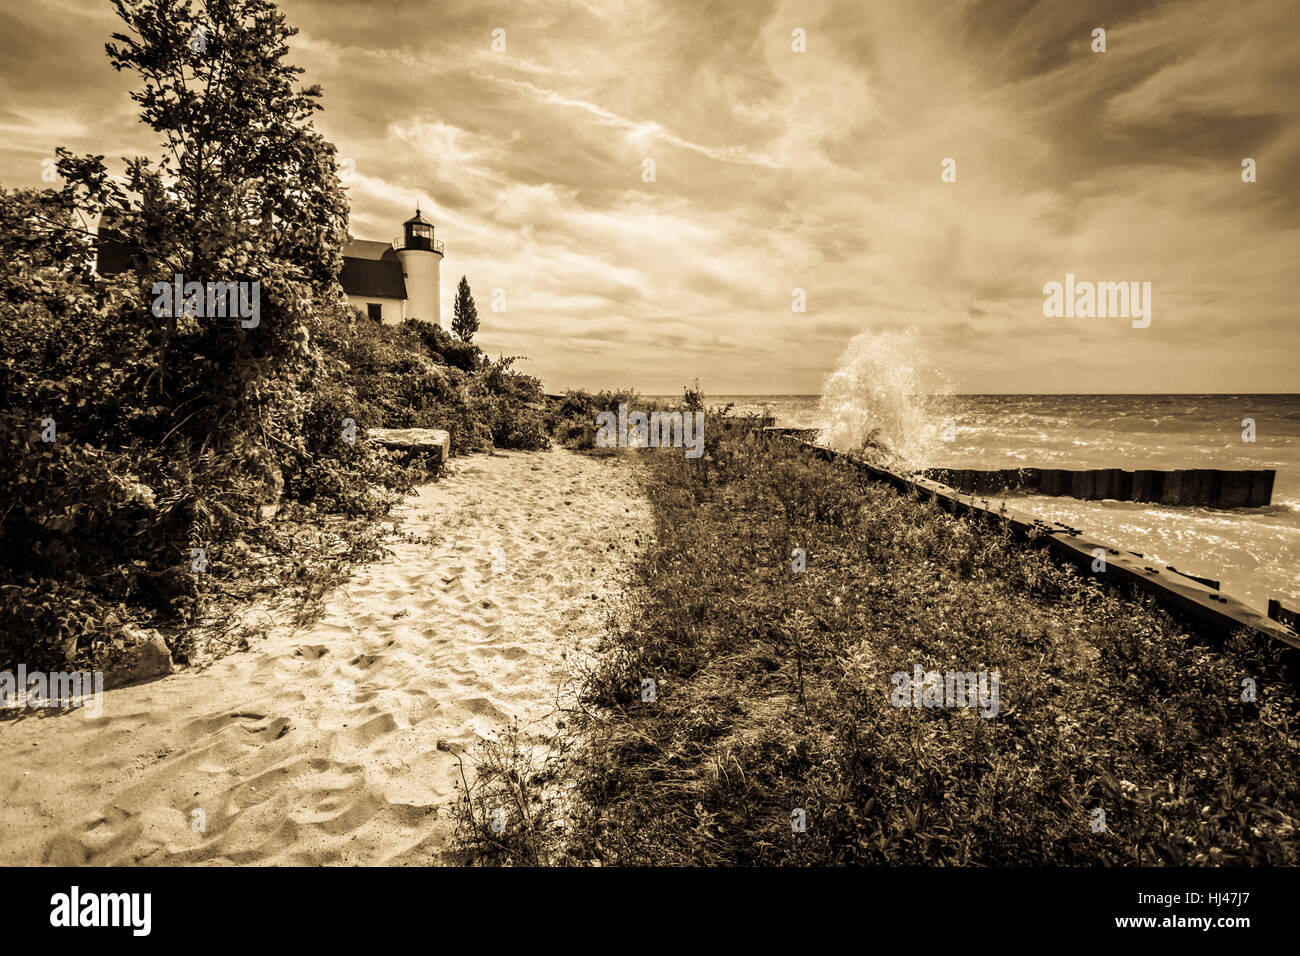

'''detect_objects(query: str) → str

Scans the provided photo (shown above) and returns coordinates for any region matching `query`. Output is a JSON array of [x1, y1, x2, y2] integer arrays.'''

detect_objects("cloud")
[[0, 0, 1295, 392]]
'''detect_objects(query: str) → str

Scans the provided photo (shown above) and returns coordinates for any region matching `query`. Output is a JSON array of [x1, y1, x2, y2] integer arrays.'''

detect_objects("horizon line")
[[632, 391, 1300, 397]]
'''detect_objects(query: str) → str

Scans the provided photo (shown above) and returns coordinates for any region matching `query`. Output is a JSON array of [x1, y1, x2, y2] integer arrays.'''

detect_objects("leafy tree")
[[53, 0, 351, 461], [452, 275, 479, 342], [0, 0, 361, 670]]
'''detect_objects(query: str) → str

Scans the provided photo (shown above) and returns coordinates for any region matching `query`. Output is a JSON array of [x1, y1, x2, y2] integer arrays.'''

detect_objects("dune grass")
[[466, 418, 1300, 866]]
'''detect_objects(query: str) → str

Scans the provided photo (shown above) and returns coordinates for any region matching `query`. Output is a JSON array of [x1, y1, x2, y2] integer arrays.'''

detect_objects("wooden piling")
[[916, 465, 1275, 508]]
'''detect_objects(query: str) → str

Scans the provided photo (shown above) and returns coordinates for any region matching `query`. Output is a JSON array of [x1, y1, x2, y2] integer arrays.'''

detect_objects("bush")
[[545, 389, 641, 449], [0, 0, 550, 675], [319, 310, 550, 454]]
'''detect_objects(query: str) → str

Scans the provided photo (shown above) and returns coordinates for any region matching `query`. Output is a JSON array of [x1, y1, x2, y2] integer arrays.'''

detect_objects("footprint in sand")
[[0, 448, 650, 866]]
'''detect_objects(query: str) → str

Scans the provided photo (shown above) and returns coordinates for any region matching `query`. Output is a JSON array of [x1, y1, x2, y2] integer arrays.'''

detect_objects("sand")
[[0, 447, 648, 865]]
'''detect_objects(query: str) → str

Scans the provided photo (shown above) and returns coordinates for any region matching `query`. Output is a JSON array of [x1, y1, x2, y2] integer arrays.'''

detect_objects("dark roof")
[[403, 208, 434, 227], [96, 226, 409, 301], [340, 239, 406, 299]]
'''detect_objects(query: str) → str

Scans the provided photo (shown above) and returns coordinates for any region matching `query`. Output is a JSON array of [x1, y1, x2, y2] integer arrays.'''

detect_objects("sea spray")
[[817, 328, 952, 467]]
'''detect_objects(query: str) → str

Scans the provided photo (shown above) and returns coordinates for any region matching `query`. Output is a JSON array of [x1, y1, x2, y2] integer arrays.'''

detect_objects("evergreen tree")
[[452, 275, 478, 342]]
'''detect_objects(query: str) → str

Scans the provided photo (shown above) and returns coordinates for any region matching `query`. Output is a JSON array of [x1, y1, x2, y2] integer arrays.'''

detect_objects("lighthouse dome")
[[398, 207, 442, 253]]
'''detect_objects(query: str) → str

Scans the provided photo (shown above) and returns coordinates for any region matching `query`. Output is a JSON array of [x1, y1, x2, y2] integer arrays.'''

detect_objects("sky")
[[1, 0, 1298, 394]]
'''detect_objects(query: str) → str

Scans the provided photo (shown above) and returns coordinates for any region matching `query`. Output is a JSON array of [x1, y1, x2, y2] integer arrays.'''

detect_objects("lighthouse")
[[393, 207, 444, 325]]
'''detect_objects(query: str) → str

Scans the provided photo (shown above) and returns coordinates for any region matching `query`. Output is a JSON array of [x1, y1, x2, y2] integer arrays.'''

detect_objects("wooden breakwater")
[[766, 432, 1299, 654], [921, 466, 1275, 509], [759, 430, 1275, 508]]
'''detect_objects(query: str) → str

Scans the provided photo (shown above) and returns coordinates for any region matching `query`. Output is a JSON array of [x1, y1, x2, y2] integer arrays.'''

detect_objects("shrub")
[[545, 389, 641, 449]]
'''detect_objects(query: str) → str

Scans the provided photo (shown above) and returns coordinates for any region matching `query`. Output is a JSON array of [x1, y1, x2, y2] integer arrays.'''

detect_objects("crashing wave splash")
[[816, 327, 952, 470]]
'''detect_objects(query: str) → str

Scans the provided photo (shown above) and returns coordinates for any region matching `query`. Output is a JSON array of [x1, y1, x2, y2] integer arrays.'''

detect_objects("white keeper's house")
[[340, 208, 444, 326]]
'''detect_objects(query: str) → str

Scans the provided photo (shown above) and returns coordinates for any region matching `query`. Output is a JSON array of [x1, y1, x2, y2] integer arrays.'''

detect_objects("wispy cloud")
[[492, 77, 784, 168]]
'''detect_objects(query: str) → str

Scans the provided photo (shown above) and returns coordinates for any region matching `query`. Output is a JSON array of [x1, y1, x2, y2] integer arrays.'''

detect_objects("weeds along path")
[[0, 448, 649, 865]]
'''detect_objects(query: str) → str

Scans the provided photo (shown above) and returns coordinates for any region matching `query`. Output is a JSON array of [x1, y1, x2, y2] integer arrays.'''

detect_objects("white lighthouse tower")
[[393, 207, 444, 325]]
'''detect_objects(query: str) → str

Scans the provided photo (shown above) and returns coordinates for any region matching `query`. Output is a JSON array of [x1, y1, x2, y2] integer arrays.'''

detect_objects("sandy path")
[[0, 448, 647, 865]]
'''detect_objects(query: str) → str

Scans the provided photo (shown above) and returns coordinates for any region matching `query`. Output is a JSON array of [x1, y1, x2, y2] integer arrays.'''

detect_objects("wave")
[[816, 328, 952, 467]]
